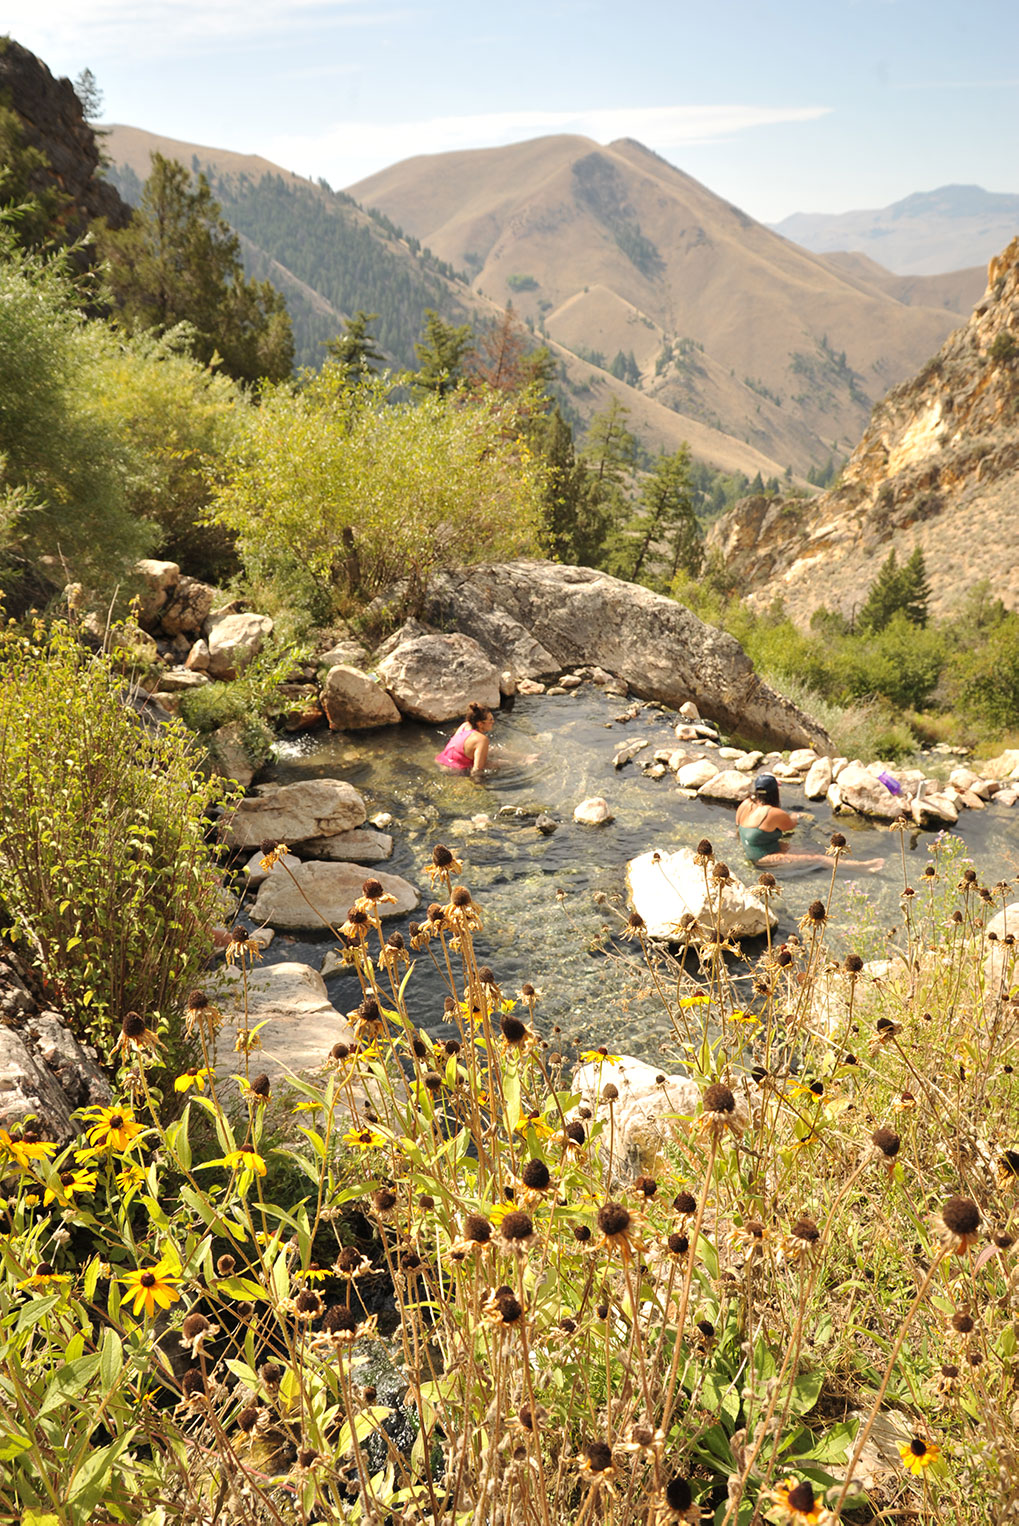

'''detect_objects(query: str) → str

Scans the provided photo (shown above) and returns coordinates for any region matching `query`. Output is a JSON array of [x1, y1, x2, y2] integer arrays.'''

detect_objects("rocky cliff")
[[0, 37, 130, 236], [708, 238, 1019, 621]]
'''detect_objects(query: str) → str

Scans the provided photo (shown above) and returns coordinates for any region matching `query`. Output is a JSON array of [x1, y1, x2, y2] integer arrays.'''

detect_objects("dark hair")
[[753, 771, 780, 806], [466, 702, 493, 728]]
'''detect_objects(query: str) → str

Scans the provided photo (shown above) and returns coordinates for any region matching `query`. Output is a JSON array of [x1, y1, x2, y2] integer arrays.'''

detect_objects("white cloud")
[[5, 0, 394, 61], [265, 102, 831, 188]]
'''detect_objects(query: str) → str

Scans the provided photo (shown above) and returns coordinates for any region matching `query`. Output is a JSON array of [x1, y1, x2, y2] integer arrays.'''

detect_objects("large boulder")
[[376, 632, 501, 723], [134, 558, 180, 624], [804, 756, 833, 800], [223, 779, 367, 849], [0, 1011, 112, 1141], [627, 847, 775, 943], [214, 962, 357, 1076], [422, 562, 831, 751], [252, 862, 419, 931], [571, 1056, 701, 1171], [206, 611, 274, 680], [831, 762, 905, 821], [160, 576, 217, 637], [676, 759, 718, 790], [697, 769, 752, 803], [321, 665, 401, 730]]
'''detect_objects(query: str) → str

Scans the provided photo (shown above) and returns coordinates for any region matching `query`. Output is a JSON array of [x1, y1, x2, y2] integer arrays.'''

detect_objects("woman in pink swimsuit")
[[435, 702, 495, 775]]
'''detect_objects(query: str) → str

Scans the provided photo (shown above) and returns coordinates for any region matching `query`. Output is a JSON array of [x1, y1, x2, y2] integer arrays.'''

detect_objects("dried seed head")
[[665, 1477, 693, 1511], [806, 900, 826, 923], [431, 844, 454, 867], [703, 1082, 736, 1114], [951, 1311, 974, 1333], [182, 1312, 210, 1341], [330, 1042, 349, 1060], [372, 1188, 397, 1214], [573, 1224, 592, 1243], [451, 886, 472, 907], [673, 1191, 697, 1215], [829, 832, 847, 849], [667, 1233, 689, 1256], [423, 1071, 442, 1092], [696, 839, 713, 858], [871, 1127, 900, 1159], [758, 872, 777, 889], [633, 1175, 657, 1198], [121, 1012, 148, 1039], [500, 1014, 528, 1044], [521, 1159, 551, 1190], [216, 1254, 236, 1276], [844, 953, 864, 973], [786, 1481, 816, 1513], [500, 1210, 535, 1241], [237, 1404, 259, 1433], [565, 1121, 586, 1146], [250, 1073, 271, 1098], [187, 990, 209, 1010], [361, 878, 384, 900], [582, 1440, 614, 1473], [464, 1214, 493, 1244], [323, 1306, 359, 1336], [602, 1083, 619, 1101], [597, 1202, 632, 1237], [941, 1196, 981, 1237]]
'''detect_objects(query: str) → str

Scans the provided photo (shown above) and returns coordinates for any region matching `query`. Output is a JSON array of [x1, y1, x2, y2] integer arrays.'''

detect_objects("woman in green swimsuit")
[[736, 773, 884, 872]]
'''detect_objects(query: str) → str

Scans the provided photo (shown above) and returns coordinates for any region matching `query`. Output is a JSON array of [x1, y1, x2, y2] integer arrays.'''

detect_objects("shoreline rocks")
[[627, 847, 775, 944]]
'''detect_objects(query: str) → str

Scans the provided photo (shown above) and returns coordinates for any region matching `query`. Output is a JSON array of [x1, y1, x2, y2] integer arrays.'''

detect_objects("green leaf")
[[99, 1327, 123, 1392]]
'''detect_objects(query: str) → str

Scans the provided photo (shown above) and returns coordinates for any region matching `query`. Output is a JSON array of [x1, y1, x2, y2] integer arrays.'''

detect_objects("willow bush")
[[206, 368, 546, 624], [2, 830, 1018, 1524], [0, 617, 228, 1068]]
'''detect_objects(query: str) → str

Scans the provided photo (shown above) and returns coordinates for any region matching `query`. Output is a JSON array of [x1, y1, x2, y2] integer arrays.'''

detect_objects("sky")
[[7, 0, 1019, 222]]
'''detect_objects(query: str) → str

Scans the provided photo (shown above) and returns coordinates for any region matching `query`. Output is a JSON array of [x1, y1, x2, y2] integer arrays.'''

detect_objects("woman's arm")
[[470, 732, 490, 774]]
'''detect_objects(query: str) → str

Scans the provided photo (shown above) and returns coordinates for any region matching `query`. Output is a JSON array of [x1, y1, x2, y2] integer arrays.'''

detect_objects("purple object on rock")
[[876, 770, 903, 795]]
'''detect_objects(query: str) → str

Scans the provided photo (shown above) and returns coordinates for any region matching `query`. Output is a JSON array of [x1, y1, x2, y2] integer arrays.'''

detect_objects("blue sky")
[[8, 0, 1018, 220]]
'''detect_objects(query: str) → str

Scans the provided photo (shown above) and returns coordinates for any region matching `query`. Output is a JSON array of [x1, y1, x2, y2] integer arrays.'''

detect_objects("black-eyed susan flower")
[[870, 1127, 901, 1176], [173, 1067, 210, 1094], [225, 926, 263, 966], [223, 1148, 267, 1177], [697, 1081, 747, 1142], [656, 1473, 701, 1524], [180, 1311, 220, 1357], [353, 877, 398, 914], [42, 1167, 96, 1206], [498, 1209, 536, 1256], [0, 1128, 58, 1171], [935, 1195, 981, 1255], [259, 838, 290, 871], [579, 1046, 623, 1065], [767, 1477, 833, 1523], [342, 1126, 386, 1150], [784, 1216, 822, 1262], [82, 1105, 144, 1153], [899, 1436, 940, 1475], [576, 1439, 617, 1486], [996, 1149, 1019, 1190], [120, 1256, 182, 1318], [619, 1420, 665, 1460], [481, 1284, 525, 1328], [678, 991, 709, 1010], [425, 843, 462, 887], [117, 1011, 163, 1059], [446, 884, 482, 933], [596, 1201, 647, 1264], [452, 1213, 494, 1257], [17, 1261, 71, 1291]]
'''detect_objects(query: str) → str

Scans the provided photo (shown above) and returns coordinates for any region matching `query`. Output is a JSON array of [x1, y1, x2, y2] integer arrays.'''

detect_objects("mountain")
[[707, 238, 1019, 620], [771, 185, 1019, 277], [347, 136, 972, 471], [101, 125, 806, 481]]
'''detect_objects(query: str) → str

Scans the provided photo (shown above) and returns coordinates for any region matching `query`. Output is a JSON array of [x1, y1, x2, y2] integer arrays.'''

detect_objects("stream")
[[257, 688, 1019, 1065]]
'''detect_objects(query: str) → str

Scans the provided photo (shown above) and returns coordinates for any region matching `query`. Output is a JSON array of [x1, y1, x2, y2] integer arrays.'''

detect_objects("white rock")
[[947, 786, 985, 810], [667, 749, 691, 772], [253, 861, 419, 930], [223, 779, 367, 849], [679, 701, 700, 720], [321, 665, 401, 730], [835, 762, 906, 820], [158, 666, 211, 692], [985, 903, 1019, 940], [993, 788, 1019, 806], [517, 678, 546, 695], [574, 796, 614, 825], [160, 576, 217, 637], [718, 746, 746, 761], [911, 790, 959, 827], [788, 748, 819, 770], [206, 611, 274, 680], [320, 948, 357, 978], [134, 558, 180, 622], [676, 759, 719, 789], [734, 750, 764, 773], [185, 638, 210, 672], [697, 769, 753, 802], [803, 756, 833, 800], [975, 749, 1019, 782], [213, 961, 356, 1075], [675, 724, 701, 742], [831, 757, 849, 778], [377, 633, 501, 723], [627, 847, 775, 943], [572, 1056, 701, 1169]]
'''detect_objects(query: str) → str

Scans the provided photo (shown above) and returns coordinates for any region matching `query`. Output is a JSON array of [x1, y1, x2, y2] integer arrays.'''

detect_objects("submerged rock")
[[572, 1056, 701, 1172], [252, 861, 419, 930], [626, 847, 775, 943], [215, 961, 356, 1075], [223, 779, 367, 849], [574, 796, 614, 825]]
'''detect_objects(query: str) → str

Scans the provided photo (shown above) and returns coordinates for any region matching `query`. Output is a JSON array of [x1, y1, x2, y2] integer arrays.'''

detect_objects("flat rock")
[[376, 632, 502, 723], [252, 861, 418, 930], [574, 796, 613, 825], [911, 790, 959, 826], [223, 779, 367, 849], [627, 846, 775, 943], [214, 961, 357, 1076], [157, 666, 211, 691], [788, 748, 819, 769], [321, 665, 401, 730], [697, 768, 753, 802], [976, 749, 1019, 782], [572, 1056, 701, 1171], [299, 828, 394, 863]]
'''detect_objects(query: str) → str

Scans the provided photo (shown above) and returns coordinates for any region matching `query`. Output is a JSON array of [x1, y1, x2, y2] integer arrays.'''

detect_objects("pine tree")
[[857, 549, 903, 632], [535, 409, 609, 567], [325, 310, 385, 380], [97, 154, 293, 384], [612, 447, 702, 585], [412, 309, 474, 395], [900, 546, 931, 628]]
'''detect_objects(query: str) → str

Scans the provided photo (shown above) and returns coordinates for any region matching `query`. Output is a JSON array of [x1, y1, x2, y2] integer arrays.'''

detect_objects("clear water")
[[259, 689, 1019, 1067]]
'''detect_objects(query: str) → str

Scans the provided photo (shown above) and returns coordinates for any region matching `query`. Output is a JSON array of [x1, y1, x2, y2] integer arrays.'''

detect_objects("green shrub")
[[0, 618, 228, 1068]]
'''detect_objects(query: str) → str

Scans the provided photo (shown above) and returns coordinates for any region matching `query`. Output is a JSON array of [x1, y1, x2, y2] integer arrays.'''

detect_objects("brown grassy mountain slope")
[[103, 124, 794, 481], [707, 239, 1019, 621], [349, 136, 968, 471]]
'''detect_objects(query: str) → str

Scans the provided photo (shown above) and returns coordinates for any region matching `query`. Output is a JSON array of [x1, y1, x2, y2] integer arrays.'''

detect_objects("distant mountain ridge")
[[348, 135, 981, 471], [771, 184, 1019, 276]]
